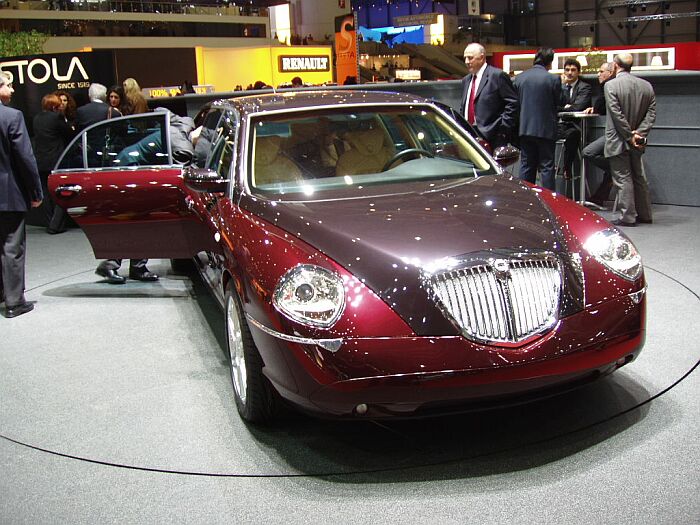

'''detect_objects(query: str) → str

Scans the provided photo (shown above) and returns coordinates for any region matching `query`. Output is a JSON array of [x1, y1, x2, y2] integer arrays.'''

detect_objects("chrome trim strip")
[[245, 314, 343, 353]]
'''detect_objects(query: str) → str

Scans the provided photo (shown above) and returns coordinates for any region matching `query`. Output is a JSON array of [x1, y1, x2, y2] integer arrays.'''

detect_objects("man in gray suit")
[[604, 53, 655, 226], [0, 72, 43, 318]]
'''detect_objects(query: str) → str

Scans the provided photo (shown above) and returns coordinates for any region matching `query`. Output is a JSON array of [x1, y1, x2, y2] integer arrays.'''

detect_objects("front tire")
[[225, 283, 279, 424]]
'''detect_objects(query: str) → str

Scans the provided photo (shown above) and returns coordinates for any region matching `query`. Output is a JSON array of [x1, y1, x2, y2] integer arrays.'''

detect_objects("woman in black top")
[[33, 93, 73, 231]]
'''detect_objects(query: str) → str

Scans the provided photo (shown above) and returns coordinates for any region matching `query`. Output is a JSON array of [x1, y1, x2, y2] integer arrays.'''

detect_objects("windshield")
[[248, 105, 496, 197]]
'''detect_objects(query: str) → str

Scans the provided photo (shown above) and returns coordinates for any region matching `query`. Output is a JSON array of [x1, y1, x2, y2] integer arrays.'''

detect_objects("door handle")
[[55, 184, 82, 197]]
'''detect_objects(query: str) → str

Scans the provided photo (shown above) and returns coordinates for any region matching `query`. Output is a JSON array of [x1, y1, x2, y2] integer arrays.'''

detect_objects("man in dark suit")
[[0, 72, 43, 318], [604, 53, 655, 227], [460, 43, 519, 149], [582, 62, 616, 206], [558, 58, 592, 183], [75, 83, 113, 130], [513, 48, 562, 190]]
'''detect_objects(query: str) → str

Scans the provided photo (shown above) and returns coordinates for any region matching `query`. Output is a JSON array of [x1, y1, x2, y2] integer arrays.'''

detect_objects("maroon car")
[[49, 91, 646, 422]]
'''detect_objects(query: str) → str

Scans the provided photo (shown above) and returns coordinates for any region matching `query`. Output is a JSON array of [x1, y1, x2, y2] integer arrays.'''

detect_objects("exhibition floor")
[[1, 204, 698, 524]]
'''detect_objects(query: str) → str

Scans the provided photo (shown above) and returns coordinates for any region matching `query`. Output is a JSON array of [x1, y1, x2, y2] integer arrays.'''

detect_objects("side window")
[[207, 111, 239, 182], [57, 113, 171, 170], [193, 109, 223, 168]]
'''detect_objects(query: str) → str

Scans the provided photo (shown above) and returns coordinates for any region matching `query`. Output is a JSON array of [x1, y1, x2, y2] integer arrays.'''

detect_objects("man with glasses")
[[0, 72, 43, 318], [582, 62, 616, 206]]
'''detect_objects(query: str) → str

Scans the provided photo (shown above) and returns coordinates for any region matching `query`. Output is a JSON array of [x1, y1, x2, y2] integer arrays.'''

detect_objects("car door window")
[[57, 112, 171, 170], [193, 109, 224, 168], [207, 111, 239, 190]]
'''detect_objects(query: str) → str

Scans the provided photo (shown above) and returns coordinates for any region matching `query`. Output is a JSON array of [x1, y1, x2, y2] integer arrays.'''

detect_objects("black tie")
[[567, 84, 573, 101]]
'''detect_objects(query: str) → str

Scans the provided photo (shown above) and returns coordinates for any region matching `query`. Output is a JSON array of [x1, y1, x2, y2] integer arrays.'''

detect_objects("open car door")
[[48, 111, 220, 259]]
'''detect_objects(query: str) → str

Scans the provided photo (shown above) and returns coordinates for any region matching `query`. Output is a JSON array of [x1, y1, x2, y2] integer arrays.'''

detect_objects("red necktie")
[[467, 75, 477, 125]]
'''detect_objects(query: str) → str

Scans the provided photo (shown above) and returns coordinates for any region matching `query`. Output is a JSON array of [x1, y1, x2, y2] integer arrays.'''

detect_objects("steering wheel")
[[381, 148, 434, 172]]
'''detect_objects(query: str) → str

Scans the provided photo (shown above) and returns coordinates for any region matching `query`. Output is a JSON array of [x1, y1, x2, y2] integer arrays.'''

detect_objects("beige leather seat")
[[253, 135, 302, 186], [335, 127, 394, 177]]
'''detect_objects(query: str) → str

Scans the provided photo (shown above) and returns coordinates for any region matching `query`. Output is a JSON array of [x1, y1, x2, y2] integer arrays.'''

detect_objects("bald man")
[[460, 43, 519, 149], [604, 53, 655, 226]]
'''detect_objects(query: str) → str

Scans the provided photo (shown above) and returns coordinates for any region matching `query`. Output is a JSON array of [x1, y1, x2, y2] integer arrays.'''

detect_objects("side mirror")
[[183, 167, 229, 193], [493, 144, 520, 167]]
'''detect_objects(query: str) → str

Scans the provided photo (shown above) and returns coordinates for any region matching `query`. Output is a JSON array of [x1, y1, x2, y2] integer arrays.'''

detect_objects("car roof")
[[217, 90, 431, 117]]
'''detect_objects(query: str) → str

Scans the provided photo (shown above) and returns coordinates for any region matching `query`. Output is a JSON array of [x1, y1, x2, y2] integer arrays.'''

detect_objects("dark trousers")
[[39, 170, 69, 232], [97, 258, 148, 272], [557, 122, 581, 176], [518, 136, 556, 190], [582, 136, 613, 203], [0, 212, 27, 307]]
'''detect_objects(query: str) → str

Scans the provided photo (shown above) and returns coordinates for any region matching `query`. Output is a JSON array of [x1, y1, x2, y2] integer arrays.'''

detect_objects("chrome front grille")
[[427, 254, 562, 344]]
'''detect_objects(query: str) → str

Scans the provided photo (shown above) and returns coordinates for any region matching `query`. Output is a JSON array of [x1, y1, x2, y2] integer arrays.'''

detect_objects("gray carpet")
[[1, 204, 698, 524]]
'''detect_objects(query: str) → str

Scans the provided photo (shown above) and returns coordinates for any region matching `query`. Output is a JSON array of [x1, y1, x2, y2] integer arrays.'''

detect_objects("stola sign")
[[278, 55, 330, 73], [0, 51, 116, 133]]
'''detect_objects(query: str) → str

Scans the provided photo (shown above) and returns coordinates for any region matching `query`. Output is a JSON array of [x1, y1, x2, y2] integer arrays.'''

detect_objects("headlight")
[[583, 229, 643, 281], [273, 265, 345, 328]]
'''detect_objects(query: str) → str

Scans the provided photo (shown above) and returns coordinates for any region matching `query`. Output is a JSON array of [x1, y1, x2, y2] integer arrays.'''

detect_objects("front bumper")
[[249, 292, 646, 418]]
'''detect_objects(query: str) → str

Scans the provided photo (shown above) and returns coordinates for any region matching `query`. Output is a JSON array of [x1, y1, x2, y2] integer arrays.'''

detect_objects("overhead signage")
[[278, 56, 330, 73], [335, 13, 359, 85], [144, 84, 215, 98], [395, 69, 421, 81], [393, 13, 439, 28], [0, 51, 116, 133]]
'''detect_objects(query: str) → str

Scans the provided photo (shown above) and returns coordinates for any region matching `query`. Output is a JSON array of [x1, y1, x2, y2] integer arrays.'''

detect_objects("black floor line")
[[2, 265, 698, 479]]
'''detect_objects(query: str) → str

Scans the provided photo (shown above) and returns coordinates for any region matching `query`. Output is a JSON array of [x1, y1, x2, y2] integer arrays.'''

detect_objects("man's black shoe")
[[129, 269, 159, 282], [636, 218, 653, 224], [611, 219, 637, 227], [5, 302, 34, 318], [95, 267, 127, 284]]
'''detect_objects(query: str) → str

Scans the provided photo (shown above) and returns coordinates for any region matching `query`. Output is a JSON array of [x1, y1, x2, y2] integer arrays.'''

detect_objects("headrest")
[[255, 135, 282, 166], [345, 127, 386, 156], [289, 122, 319, 143]]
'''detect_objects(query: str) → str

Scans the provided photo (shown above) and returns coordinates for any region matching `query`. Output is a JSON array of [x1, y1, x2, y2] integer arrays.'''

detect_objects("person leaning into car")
[[0, 72, 44, 318], [460, 43, 519, 149], [90, 81, 159, 284]]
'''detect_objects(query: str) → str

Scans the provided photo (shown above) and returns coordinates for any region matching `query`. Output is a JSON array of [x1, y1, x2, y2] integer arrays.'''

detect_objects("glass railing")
[[0, 0, 268, 17]]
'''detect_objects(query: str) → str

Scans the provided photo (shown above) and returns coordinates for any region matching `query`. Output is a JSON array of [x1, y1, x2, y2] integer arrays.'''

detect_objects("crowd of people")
[[0, 75, 162, 318], [460, 43, 656, 227]]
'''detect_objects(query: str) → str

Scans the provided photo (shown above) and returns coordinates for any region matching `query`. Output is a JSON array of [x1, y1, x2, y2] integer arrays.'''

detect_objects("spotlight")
[[617, 22, 624, 29], [589, 25, 595, 32], [608, 7, 615, 14], [630, 5, 636, 12], [641, 4, 647, 11], [632, 22, 638, 28], [665, 20, 671, 26]]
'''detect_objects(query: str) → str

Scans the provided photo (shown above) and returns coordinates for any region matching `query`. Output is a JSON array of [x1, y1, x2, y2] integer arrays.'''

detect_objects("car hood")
[[241, 176, 579, 336]]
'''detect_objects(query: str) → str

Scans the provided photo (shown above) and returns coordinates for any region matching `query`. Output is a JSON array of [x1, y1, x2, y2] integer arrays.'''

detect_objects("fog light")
[[355, 403, 368, 415], [616, 357, 626, 366]]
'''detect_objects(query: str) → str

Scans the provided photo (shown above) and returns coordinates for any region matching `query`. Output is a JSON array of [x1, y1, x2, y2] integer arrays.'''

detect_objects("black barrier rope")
[[2, 265, 698, 478]]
